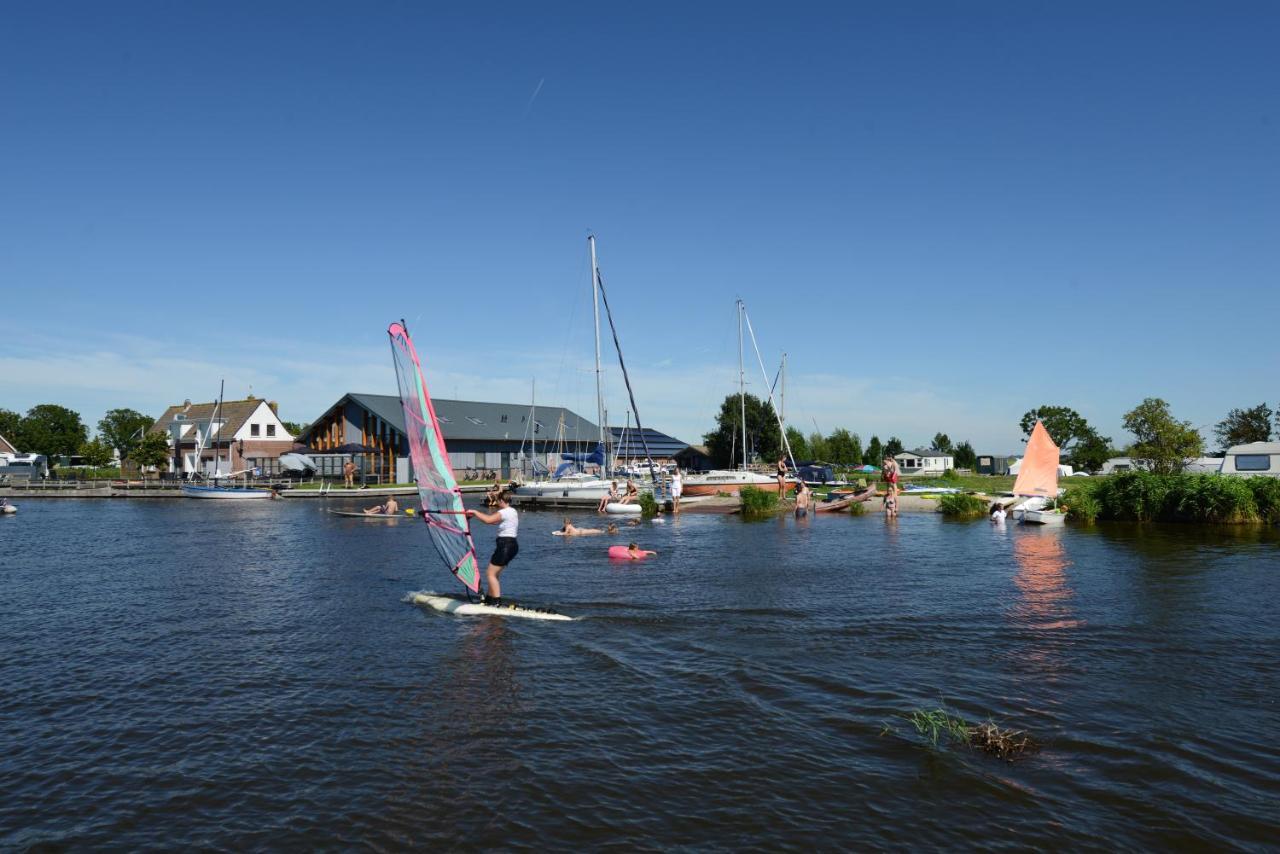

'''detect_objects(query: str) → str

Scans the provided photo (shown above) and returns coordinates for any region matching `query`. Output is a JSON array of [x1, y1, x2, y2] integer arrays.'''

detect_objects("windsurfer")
[[465, 491, 519, 606]]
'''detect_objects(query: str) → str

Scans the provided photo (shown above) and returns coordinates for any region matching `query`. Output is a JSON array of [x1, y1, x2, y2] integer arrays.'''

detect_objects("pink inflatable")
[[608, 545, 653, 560]]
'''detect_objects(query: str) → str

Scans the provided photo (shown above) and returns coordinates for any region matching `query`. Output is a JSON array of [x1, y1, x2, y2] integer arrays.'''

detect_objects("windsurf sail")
[[388, 321, 481, 592], [1013, 420, 1061, 498]]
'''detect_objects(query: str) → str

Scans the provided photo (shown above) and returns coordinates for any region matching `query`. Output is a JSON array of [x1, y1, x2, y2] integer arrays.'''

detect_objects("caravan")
[[0, 453, 49, 481], [1220, 442, 1280, 478]]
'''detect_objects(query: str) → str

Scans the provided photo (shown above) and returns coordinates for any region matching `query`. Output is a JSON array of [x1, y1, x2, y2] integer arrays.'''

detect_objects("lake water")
[[2, 499, 1277, 849]]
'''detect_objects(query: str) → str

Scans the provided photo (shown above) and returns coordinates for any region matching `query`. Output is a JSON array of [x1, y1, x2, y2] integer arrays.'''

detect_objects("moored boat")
[[181, 484, 273, 499], [680, 470, 790, 497]]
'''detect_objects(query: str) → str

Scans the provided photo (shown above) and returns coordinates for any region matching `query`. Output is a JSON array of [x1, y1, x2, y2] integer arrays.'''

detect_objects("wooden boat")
[[814, 484, 877, 512]]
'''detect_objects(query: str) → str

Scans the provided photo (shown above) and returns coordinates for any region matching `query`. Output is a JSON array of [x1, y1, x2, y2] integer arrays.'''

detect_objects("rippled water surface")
[[2, 499, 1278, 849]]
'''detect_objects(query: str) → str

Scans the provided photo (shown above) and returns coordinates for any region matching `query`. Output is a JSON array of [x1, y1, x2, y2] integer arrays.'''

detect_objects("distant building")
[[1221, 442, 1280, 477], [298, 394, 602, 481], [0, 433, 17, 455], [609, 426, 696, 468], [675, 444, 714, 472], [148, 398, 295, 476], [895, 449, 955, 476], [1009, 458, 1074, 477], [976, 454, 1015, 476]]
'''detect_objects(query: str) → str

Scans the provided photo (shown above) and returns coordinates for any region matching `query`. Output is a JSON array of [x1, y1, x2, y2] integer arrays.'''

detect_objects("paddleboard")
[[327, 509, 415, 519], [604, 502, 642, 514], [409, 592, 574, 621]]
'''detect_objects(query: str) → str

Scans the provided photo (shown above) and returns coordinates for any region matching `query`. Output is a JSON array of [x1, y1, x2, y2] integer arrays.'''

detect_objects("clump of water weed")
[[637, 492, 659, 518], [739, 485, 780, 518], [883, 705, 1039, 761], [937, 493, 986, 519]]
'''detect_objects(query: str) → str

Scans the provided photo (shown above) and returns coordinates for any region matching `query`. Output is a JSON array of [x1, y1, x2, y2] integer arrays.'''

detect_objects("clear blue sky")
[[2, 2, 1277, 452]]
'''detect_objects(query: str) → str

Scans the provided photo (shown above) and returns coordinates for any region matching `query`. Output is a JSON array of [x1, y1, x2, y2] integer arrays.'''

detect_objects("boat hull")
[[680, 472, 793, 497], [1022, 509, 1066, 525], [182, 485, 273, 500]]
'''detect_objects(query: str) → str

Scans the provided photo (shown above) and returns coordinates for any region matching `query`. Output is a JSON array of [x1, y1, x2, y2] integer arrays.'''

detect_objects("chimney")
[[268, 401, 279, 415], [182, 399, 192, 412]]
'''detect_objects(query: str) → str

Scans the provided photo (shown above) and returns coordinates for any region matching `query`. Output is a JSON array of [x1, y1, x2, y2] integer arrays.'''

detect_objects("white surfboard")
[[409, 592, 574, 621], [604, 502, 643, 514]]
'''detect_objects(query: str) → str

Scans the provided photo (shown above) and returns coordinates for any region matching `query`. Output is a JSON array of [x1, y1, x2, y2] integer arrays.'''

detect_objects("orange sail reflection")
[[1011, 531, 1079, 632]]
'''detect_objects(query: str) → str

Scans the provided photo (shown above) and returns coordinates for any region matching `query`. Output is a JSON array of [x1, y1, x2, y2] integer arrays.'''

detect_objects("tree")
[[0, 407, 24, 449], [932, 432, 953, 453], [863, 435, 883, 466], [1123, 398, 1203, 475], [131, 432, 172, 477], [1018, 405, 1095, 454], [954, 440, 977, 470], [98, 408, 154, 461], [785, 427, 809, 461], [1214, 403, 1273, 450], [703, 393, 782, 468], [826, 428, 860, 464], [281, 420, 309, 437], [807, 431, 829, 462], [19, 404, 88, 460], [885, 436, 904, 458], [79, 437, 115, 468], [1070, 431, 1114, 473]]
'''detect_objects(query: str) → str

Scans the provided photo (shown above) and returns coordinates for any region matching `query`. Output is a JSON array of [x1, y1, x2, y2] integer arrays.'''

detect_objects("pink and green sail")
[[387, 321, 481, 592]]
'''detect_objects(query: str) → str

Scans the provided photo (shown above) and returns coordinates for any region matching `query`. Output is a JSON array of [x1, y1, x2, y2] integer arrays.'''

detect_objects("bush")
[[739, 485, 779, 517], [848, 500, 867, 515], [1247, 477, 1280, 524], [1087, 471, 1270, 524], [941, 468, 962, 482], [638, 492, 658, 518], [938, 493, 987, 519], [1061, 482, 1100, 522]]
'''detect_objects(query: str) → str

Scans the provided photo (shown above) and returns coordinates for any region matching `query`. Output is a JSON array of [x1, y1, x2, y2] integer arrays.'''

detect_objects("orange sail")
[[1013, 421, 1060, 498]]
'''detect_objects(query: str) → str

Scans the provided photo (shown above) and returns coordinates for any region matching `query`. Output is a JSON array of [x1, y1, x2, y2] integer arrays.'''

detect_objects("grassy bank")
[[1063, 471, 1280, 524]]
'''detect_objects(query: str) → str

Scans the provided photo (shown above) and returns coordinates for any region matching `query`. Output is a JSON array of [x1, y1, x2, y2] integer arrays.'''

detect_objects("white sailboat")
[[182, 382, 273, 500], [682, 300, 789, 497], [513, 236, 644, 506]]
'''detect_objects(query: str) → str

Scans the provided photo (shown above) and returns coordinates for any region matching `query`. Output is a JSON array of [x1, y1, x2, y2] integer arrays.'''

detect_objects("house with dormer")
[[148, 398, 295, 476]]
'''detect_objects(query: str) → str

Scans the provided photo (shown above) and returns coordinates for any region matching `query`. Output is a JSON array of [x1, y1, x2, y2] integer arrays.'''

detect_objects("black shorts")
[[490, 537, 519, 567]]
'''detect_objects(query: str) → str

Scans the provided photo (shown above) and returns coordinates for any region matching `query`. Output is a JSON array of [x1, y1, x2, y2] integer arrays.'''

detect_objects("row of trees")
[[1214, 402, 1277, 449], [702, 394, 979, 469], [0, 405, 171, 471]]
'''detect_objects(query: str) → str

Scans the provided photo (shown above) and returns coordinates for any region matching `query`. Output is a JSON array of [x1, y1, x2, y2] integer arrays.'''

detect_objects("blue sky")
[[2, 2, 1277, 452]]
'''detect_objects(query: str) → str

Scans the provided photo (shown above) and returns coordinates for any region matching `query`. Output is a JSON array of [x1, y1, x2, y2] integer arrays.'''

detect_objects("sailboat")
[[513, 235, 655, 506], [681, 300, 792, 497], [1013, 421, 1065, 525], [388, 321, 571, 620], [182, 381, 274, 499]]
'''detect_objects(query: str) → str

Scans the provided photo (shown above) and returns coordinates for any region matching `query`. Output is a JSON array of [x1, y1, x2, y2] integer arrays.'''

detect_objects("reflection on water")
[[1011, 528, 1079, 632]]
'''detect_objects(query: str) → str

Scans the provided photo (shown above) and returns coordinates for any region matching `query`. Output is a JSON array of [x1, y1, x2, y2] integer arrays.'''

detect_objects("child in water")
[[626, 542, 656, 559], [884, 492, 898, 518]]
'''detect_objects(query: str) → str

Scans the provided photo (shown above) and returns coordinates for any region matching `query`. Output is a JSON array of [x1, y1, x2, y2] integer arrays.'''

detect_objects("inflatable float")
[[608, 545, 654, 560], [604, 502, 642, 515]]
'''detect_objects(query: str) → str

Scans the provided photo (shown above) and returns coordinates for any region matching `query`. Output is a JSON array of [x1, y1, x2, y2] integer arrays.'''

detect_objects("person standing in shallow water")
[[465, 491, 518, 606], [776, 456, 788, 495]]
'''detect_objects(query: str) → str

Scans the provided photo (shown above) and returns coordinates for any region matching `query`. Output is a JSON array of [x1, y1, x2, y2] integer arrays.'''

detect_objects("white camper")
[[1220, 442, 1280, 478]]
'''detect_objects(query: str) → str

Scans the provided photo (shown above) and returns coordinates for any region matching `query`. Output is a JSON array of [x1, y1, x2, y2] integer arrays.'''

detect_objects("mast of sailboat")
[[738, 299, 747, 470], [212, 379, 225, 479], [741, 303, 797, 471], [589, 235, 608, 477]]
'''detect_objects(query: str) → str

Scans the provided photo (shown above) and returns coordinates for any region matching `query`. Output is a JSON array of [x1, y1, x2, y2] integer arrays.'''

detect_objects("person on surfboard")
[[465, 491, 518, 606], [365, 495, 399, 515]]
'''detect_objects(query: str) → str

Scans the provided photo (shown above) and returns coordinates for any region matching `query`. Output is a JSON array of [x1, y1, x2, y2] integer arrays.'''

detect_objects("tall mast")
[[780, 352, 787, 425], [213, 379, 224, 478], [588, 235, 609, 473], [738, 299, 747, 470]]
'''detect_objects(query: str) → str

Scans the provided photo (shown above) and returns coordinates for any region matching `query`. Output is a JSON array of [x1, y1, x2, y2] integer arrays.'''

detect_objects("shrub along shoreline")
[[1063, 471, 1280, 524]]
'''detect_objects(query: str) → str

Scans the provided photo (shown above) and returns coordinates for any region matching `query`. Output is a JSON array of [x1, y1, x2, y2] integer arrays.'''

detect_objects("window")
[[1235, 454, 1272, 471], [466, 416, 485, 425], [251, 424, 260, 437], [500, 414, 508, 423], [267, 424, 276, 437]]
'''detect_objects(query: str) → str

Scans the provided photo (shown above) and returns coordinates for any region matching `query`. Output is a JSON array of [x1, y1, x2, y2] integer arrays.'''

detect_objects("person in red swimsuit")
[[883, 456, 900, 499]]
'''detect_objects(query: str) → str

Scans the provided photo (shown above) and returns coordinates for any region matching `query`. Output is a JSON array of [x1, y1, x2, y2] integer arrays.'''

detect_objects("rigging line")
[[741, 304, 797, 472], [595, 269, 658, 484]]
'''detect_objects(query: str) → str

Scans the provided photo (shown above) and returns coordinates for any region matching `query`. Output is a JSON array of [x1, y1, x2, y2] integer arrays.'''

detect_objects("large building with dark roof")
[[299, 393, 604, 481]]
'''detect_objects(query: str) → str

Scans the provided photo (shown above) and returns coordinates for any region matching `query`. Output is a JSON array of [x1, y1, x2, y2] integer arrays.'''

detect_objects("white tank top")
[[497, 506, 519, 538]]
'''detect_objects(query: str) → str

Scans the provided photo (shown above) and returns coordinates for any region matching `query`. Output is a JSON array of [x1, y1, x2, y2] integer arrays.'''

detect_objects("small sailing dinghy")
[[388, 320, 573, 621], [1014, 421, 1066, 526]]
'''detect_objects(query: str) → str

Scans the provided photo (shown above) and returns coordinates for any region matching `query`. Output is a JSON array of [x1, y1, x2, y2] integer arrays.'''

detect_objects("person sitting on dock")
[[485, 480, 503, 507], [365, 495, 399, 515], [597, 481, 620, 513], [619, 479, 639, 504]]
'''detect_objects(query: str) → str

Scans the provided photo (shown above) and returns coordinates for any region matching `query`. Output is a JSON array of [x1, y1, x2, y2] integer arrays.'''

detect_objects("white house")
[[1220, 442, 1280, 477], [148, 398, 295, 476], [1009, 458, 1074, 477], [894, 449, 954, 476]]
